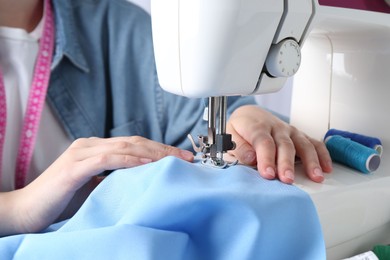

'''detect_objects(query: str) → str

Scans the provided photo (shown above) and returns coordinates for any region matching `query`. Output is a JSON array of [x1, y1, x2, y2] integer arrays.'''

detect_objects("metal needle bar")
[[208, 97, 216, 145], [218, 96, 227, 135]]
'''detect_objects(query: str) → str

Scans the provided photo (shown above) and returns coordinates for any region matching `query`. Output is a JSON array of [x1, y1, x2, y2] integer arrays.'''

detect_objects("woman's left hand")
[[226, 105, 333, 184]]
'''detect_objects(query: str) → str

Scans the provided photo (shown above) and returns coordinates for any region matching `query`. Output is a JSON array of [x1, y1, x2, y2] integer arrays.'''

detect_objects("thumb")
[[227, 127, 257, 166]]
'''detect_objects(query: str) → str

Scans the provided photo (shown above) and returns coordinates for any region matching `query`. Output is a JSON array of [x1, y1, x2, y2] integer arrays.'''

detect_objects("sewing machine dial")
[[265, 39, 301, 78]]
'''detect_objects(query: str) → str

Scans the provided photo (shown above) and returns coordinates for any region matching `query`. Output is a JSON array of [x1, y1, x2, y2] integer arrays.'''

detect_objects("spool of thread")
[[372, 245, 390, 260], [324, 129, 383, 156], [325, 135, 381, 173]]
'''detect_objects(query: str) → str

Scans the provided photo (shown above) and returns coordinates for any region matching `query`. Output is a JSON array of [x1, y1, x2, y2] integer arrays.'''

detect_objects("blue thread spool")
[[325, 135, 381, 173], [324, 129, 383, 156]]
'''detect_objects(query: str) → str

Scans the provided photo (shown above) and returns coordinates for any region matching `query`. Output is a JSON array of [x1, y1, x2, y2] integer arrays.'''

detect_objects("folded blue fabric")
[[0, 156, 325, 259]]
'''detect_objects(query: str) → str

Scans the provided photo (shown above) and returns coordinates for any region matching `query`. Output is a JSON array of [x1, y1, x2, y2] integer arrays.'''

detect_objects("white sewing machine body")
[[151, 0, 311, 166], [151, 0, 390, 258], [151, 0, 310, 98]]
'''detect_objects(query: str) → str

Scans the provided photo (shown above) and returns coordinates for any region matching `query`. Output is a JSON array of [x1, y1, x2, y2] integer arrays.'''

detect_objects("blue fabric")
[[0, 157, 325, 259], [48, 0, 256, 149]]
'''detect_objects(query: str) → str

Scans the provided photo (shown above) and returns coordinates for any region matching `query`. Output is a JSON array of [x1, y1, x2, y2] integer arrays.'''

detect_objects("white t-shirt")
[[0, 21, 72, 191]]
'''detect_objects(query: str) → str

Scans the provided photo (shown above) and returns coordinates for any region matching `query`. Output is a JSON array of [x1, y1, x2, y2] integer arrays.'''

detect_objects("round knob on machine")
[[265, 39, 301, 78]]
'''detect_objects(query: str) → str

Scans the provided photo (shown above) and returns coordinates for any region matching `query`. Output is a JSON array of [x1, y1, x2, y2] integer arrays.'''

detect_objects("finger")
[[252, 132, 277, 180], [125, 136, 194, 162], [228, 120, 276, 180], [227, 125, 257, 165], [273, 132, 296, 184], [309, 137, 333, 173], [68, 139, 151, 161], [292, 133, 325, 183], [69, 136, 194, 162]]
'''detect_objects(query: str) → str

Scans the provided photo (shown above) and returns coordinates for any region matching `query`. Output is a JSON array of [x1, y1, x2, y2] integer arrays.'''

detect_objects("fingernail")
[[313, 167, 323, 177], [265, 167, 276, 178], [140, 158, 152, 164], [180, 150, 194, 161], [285, 170, 294, 182], [243, 151, 256, 164]]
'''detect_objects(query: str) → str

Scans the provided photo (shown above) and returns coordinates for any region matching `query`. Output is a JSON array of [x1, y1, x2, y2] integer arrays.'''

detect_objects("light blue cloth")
[[0, 157, 325, 259]]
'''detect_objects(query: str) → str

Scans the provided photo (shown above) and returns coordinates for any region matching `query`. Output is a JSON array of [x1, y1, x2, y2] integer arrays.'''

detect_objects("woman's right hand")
[[44, 136, 194, 190], [0, 136, 194, 236]]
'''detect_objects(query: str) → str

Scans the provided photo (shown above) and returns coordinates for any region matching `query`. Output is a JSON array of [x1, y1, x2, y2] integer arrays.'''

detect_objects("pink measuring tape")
[[0, 0, 55, 189]]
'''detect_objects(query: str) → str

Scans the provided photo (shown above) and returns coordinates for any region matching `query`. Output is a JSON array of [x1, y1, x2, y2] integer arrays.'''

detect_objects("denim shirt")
[[48, 0, 256, 150]]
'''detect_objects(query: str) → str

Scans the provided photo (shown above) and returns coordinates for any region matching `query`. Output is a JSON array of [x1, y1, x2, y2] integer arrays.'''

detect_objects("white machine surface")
[[295, 162, 390, 260], [151, 0, 390, 259]]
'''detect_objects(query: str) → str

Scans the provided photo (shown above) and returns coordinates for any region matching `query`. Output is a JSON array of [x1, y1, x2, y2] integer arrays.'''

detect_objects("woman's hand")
[[42, 136, 194, 189], [227, 105, 333, 184], [0, 136, 194, 236]]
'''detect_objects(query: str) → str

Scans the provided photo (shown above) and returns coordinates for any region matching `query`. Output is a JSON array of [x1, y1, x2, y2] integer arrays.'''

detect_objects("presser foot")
[[200, 156, 238, 169], [189, 134, 238, 169]]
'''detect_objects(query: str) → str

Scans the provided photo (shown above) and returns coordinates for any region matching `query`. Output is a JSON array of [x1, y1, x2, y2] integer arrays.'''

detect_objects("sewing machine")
[[151, 0, 390, 258], [152, 0, 307, 166]]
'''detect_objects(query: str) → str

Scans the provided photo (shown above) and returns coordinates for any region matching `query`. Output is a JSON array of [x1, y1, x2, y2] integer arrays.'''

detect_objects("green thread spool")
[[325, 135, 381, 173], [373, 245, 390, 260]]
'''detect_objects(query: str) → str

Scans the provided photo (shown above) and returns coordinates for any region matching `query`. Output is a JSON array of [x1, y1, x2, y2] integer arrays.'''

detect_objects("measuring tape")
[[0, 0, 55, 189]]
